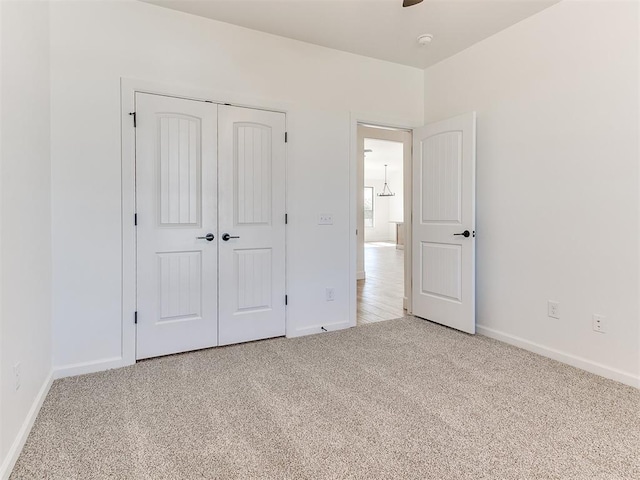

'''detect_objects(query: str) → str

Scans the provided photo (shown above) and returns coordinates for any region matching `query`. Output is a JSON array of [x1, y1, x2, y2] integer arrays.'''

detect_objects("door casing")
[[357, 125, 412, 310], [349, 113, 422, 327]]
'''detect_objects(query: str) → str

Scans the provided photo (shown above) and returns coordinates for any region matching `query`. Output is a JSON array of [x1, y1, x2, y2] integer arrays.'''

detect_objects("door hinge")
[[285, 295, 288, 306], [285, 213, 288, 224], [134, 311, 138, 324], [284, 132, 288, 143], [134, 213, 137, 226], [129, 112, 136, 128]]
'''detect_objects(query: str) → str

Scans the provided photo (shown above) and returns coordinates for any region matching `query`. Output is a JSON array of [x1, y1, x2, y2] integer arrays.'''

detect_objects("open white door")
[[217, 105, 286, 345], [412, 112, 476, 334], [136, 93, 219, 359]]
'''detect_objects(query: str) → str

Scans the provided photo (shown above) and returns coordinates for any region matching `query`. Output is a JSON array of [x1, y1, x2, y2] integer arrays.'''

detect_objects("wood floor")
[[357, 242, 405, 325]]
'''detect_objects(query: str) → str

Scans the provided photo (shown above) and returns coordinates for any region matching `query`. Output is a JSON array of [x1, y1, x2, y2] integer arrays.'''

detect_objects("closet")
[[135, 93, 286, 359]]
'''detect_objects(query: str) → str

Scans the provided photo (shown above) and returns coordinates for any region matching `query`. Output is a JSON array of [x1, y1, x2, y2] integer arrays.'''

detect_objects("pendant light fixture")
[[378, 164, 395, 197]]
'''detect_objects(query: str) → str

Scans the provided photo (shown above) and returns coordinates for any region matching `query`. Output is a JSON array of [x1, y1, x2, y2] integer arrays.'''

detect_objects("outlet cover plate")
[[318, 214, 333, 225], [548, 301, 560, 319], [325, 288, 335, 301], [13, 362, 21, 391], [593, 314, 606, 333]]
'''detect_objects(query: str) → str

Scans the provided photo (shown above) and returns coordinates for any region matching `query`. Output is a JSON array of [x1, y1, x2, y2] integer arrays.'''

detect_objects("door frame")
[[121, 78, 290, 366], [348, 113, 421, 327]]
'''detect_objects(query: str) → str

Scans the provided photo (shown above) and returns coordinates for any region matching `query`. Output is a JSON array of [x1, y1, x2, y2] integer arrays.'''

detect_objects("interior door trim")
[[349, 113, 421, 331]]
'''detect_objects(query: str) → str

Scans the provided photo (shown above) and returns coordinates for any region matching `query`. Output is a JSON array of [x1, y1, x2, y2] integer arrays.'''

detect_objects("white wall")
[[364, 168, 403, 243], [0, 0, 4, 467], [50, 0, 423, 371], [364, 177, 393, 242], [0, 0, 53, 475], [424, 0, 639, 385], [387, 167, 404, 239]]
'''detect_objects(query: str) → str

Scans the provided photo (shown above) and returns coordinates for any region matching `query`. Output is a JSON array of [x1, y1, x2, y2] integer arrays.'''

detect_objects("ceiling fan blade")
[[403, 0, 424, 7]]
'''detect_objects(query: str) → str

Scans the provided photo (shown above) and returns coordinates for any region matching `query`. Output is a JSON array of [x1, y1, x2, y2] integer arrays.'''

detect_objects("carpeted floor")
[[11, 317, 640, 479]]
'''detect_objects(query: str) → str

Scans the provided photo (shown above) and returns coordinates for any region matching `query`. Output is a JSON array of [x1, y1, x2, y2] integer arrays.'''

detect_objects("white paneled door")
[[136, 95, 286, 359], [218, 105, 286, 345], [412, 113, 476, 334], [136, 93, 219, 359]]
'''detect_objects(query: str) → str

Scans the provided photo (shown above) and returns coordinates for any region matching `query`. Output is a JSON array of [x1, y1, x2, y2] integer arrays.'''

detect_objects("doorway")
[[135, 92, 287, 359], [356, 125, 412, 325]]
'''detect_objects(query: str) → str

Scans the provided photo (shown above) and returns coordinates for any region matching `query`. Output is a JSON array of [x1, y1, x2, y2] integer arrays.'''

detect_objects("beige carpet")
[[11, 317, 640, 479]]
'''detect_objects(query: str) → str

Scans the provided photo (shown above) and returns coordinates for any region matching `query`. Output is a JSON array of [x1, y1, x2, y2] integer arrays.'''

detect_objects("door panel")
[[158, 115, 201, 225], [235, 123, 273, 225], [218, 105, 286, 345], [235, 248, 272, 311], [421, 131, 462, 223], [412, 113, 476, 334], [157, 251, 203, 320], [420, 243, 462, 302], [136, 93, 218, 359]]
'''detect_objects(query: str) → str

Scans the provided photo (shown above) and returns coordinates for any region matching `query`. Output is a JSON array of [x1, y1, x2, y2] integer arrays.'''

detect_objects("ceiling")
[[364, 138, 403, 178], [142, 0, 559, 69]]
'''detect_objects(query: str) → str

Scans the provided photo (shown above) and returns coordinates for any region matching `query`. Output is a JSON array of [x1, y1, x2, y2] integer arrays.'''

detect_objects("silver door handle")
[[196, 233, 215, 241], [222, 233, 240, 241]]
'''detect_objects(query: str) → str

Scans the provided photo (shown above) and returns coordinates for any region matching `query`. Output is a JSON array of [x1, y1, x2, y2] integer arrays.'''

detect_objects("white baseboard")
[[357, 270, 365, 280], [477, 325, 640, 389], [288, 320, 352, 338], [0, 370, 53, 480], [53, 356, 132, 380]]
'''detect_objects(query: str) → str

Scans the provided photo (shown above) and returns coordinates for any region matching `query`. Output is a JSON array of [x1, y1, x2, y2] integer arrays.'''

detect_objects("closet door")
[[217, 105, 286, 345], [136, 93, 218, 359]]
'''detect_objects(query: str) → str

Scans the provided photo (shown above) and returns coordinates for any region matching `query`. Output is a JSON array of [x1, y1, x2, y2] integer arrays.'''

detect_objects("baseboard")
[[288, 320, 352, 338], [357, 270, 365, 280], [53, 356, 131, 380], [477, 325, 640, 389], [0, 370, 53, 480]]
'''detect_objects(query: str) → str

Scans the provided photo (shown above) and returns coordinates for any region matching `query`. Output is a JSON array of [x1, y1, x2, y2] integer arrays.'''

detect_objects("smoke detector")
[[417, 34, 434, 46]]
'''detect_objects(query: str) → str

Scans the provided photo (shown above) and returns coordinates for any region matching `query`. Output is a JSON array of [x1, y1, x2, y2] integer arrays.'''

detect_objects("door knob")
[[453, 230, 471, 238], [196, 233, 215, 241], [222, 233, 240, 241]]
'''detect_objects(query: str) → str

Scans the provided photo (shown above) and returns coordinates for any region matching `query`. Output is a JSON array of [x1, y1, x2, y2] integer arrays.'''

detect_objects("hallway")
[[357, 243, 405, 325]]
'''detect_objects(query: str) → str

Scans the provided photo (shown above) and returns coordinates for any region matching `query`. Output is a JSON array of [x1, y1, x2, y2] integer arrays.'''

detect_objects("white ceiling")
[[142, 0, 559, 69], [364, 138, 403, 178]]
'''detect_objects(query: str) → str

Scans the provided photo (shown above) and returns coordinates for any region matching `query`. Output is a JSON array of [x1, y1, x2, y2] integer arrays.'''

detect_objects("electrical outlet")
[[593, 314, 607, 333], [548, 301, 560, 319], [14, 362, 21, 391], [326, 288, 335, 302], [318, 214, 333, 225]]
